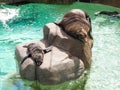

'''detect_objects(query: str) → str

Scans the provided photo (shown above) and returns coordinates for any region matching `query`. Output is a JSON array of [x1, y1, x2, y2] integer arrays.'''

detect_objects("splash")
[[0, 5, 19, 29]]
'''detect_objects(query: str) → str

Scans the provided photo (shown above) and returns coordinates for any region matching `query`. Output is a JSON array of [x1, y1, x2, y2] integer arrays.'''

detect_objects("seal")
[[21, 43, 52, 66], [95, 11, 120, 18], [56, 9, 93, 43]]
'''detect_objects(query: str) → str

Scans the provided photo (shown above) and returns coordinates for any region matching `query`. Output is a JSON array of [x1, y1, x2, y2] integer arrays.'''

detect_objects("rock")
[[15, 23, 86, 85]]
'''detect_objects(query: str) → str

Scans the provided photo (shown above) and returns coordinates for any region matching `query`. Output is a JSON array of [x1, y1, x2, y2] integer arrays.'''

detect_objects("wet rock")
[[15, 23, 87, 85]]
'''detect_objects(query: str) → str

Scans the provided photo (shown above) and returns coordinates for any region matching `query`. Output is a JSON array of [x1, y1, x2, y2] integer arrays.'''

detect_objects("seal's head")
[[59, 9, 92, 43], [24, 43, 44, 66]]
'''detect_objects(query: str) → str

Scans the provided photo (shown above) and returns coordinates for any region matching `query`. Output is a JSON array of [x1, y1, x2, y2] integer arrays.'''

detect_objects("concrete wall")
[[0, 0, 119, 8], [0, 0, 76, 4], [92, 0, 120, 8]]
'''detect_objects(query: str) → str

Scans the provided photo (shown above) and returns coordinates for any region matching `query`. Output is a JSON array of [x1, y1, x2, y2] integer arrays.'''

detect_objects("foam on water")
[[0, 5, 19, 29]]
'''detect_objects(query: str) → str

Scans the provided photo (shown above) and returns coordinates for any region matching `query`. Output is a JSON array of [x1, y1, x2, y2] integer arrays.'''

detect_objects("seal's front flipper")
[[43, 46, 53, 54], [23, 45, 28, 48], [21, 54, 31, 64]]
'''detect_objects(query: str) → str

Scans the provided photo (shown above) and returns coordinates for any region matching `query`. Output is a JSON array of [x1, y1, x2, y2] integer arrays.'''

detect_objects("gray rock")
[[15, 23, 92, 85]]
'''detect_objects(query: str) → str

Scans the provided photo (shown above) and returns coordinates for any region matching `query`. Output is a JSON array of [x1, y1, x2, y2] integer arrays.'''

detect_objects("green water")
[[0, 2, 120, 90]]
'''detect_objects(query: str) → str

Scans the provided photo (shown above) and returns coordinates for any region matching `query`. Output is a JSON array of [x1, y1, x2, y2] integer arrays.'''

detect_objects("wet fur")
[[21, 43, 52, 66], [56, 9, 93, 43]]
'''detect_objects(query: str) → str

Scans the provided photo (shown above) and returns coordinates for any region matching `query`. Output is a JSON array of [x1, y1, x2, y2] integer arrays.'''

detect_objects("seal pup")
[[56, 9, 93, 43], [21, 43, 52, 66]]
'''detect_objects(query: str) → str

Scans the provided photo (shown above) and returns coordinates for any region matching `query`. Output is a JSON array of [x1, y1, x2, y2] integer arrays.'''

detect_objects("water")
[[0, 2, 120, 90], [85, 16, 120, 90]]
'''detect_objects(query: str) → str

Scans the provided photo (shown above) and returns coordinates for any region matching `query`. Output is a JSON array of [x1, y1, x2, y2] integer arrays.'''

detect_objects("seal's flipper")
[[21, 54, 31, 64], [23, 43, 36, 48], [23, 45, 28, 48], [43, 46, 53, 54], [54, 21, 61, 25]]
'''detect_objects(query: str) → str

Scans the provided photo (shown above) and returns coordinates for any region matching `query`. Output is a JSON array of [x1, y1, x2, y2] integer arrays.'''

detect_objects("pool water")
[[0, 2, 120, 90]]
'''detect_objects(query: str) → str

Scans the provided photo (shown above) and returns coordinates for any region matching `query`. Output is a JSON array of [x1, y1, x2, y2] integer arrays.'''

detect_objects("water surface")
[[0, 2, 120, 90]]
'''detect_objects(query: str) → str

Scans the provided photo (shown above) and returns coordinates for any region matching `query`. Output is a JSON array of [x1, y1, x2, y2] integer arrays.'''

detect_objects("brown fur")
[[58, 9, 93, 43]]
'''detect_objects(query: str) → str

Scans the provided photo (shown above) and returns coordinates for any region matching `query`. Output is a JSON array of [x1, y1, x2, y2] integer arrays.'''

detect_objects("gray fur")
[[21, 43, 52, 66]]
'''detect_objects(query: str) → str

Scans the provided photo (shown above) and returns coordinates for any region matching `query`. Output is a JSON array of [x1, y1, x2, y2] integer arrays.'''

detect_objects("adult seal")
[[55, 9, 93, 43]]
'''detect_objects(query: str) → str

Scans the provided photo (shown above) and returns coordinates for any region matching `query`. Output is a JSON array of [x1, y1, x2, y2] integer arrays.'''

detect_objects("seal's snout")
[[36, 59, 43, 66]]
